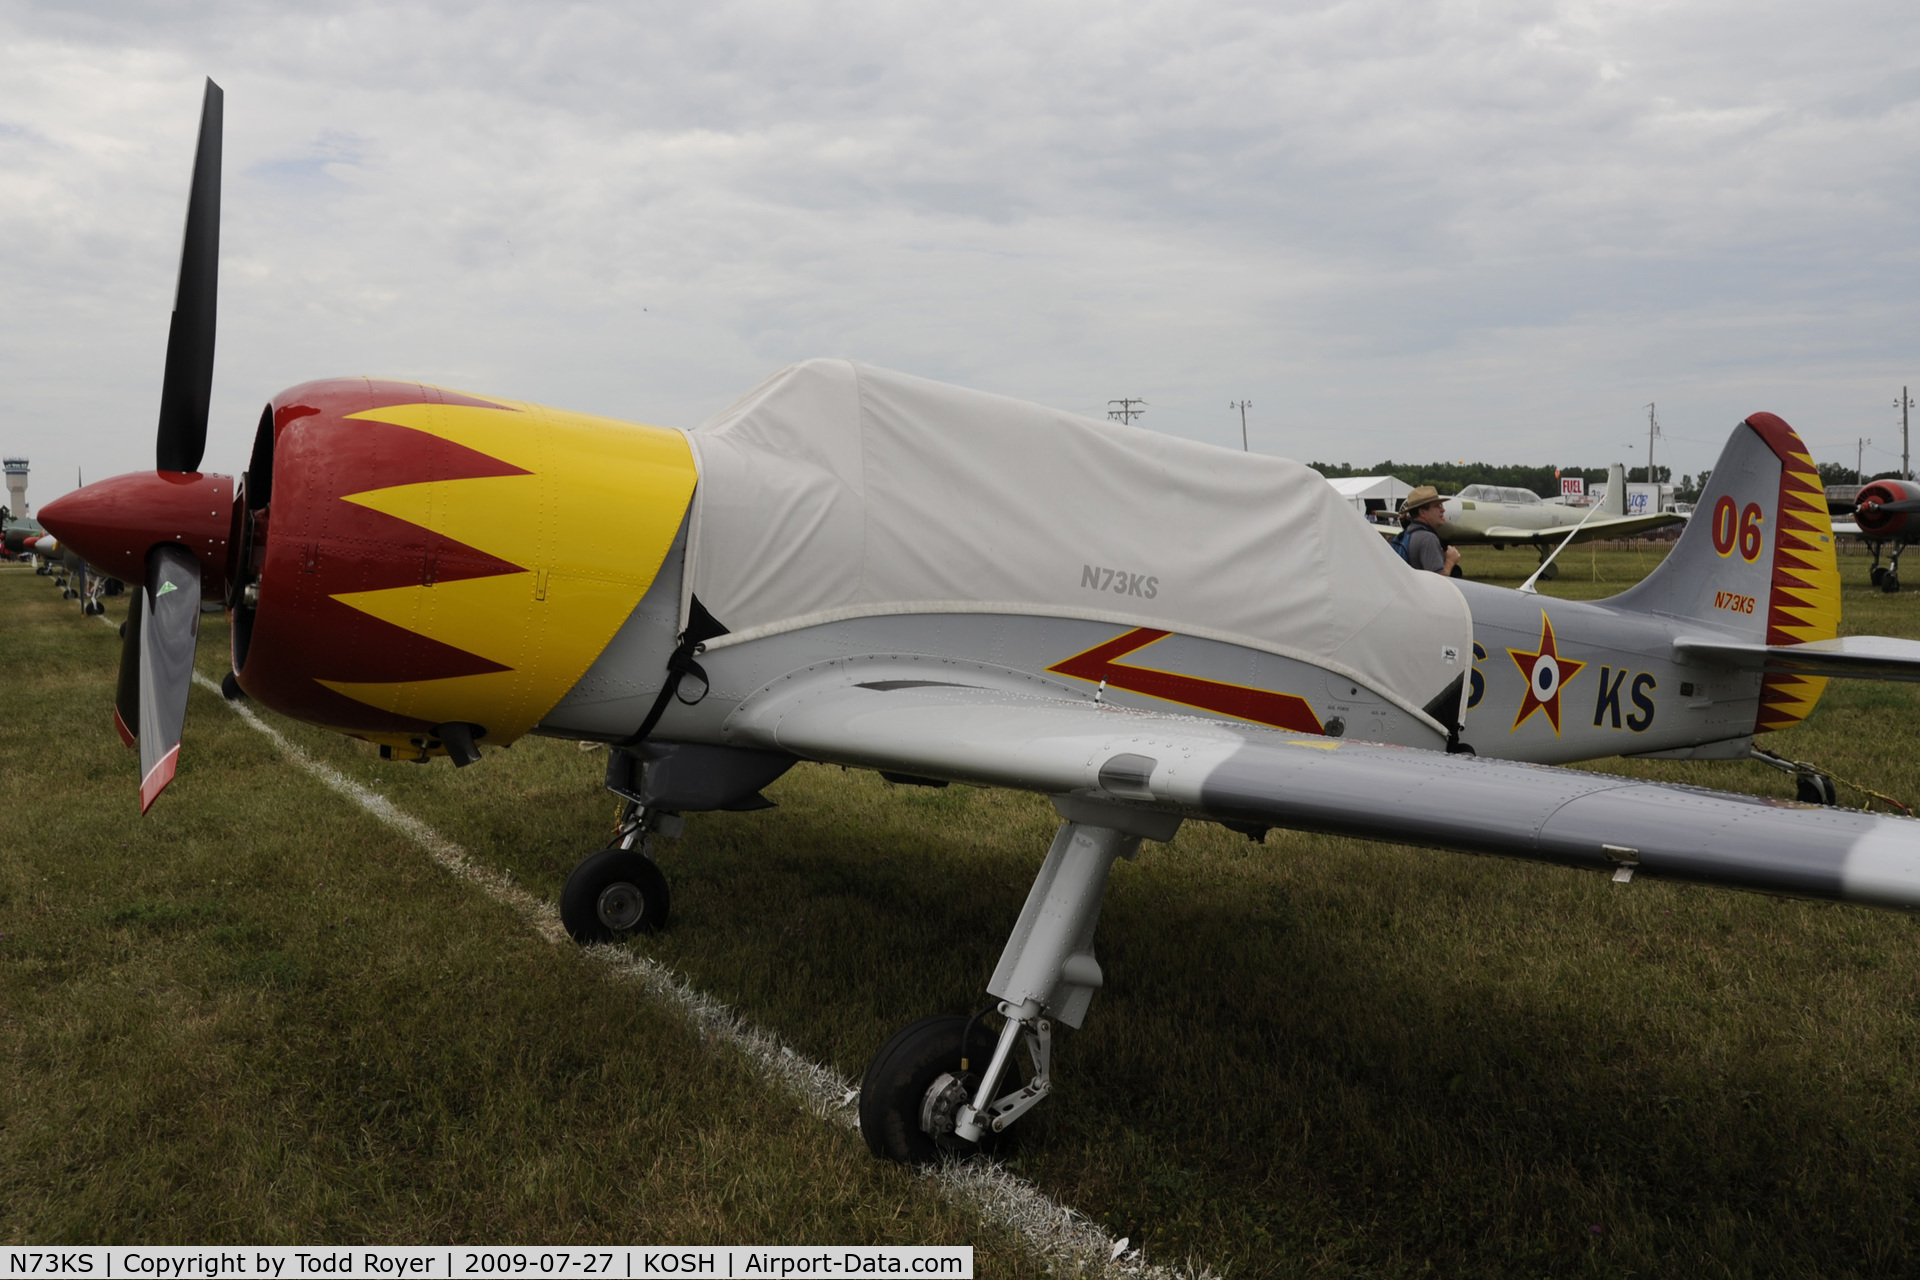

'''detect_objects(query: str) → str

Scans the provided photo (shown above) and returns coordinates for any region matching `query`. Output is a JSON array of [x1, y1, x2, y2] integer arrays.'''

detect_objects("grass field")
[[6, 542, 1920, 1276]]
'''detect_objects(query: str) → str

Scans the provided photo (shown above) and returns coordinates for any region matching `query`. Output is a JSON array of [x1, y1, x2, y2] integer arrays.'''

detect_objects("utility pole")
[[1644, 402, 1661, 487], [1898, 388, 1914, 480], [1107, 398, 1147, 425], [1860, 437, 1871, 486], [1229, 400, 1251, 451]]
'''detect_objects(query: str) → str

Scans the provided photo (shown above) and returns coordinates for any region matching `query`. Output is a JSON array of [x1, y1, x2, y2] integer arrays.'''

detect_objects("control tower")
[[3, 457, 25, 518]]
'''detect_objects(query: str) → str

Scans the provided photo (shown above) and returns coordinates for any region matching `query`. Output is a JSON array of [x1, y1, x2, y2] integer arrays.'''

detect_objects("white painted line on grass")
[[188, 671, 1203, 1279]]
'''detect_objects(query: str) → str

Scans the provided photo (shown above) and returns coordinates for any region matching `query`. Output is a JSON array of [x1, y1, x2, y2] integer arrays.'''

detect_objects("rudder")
[[1607, 412, 1840, 733]]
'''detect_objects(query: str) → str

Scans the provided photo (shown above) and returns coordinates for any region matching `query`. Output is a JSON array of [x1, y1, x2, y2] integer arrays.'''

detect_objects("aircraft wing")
[[1673, 634, 1920, 682], [1832, 520, 1863, 538], [724, 671, 1920, 910], [1465, 513, 1685, 545]]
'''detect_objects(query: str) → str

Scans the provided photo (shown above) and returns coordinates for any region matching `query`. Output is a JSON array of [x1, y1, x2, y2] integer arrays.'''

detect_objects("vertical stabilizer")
[[1601, 463, 1627, 517], [1608, 413, 1840, 733]]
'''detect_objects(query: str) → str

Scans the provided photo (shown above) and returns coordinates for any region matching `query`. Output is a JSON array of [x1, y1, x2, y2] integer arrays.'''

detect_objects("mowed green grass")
[[6, 540, 1920, 1276], [0, 567, 1042, 1268]]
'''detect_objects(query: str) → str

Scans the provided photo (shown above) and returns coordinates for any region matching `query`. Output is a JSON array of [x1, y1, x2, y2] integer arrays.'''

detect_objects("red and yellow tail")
[[1612, 411, 1840, 734], [1752, 417, 1841, 731]]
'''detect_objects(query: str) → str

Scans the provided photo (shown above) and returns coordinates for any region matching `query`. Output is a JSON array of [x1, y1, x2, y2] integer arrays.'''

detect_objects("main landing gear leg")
[[860, 802, 1181, 1163], [1883, 542, 1907, 594], [559, 798, 683, 944]]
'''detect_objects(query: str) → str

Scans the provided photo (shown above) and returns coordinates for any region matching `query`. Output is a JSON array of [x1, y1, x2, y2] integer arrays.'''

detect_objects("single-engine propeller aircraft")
[[15, 531, 108, 614], [42, 81, 1920, 1164], [1374, 463, 1684, 579], [3, 513, 46, 561], [1834, 479, 1920, 593]]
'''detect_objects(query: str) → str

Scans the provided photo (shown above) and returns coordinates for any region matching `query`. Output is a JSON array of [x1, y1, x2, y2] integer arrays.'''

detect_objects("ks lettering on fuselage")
[[1080, 564, 1159, 599], [1591, 666, 1657, 732]]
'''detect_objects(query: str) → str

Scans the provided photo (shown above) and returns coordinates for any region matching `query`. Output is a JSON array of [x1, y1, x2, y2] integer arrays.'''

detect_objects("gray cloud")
[[4, 0, 1920, 511]]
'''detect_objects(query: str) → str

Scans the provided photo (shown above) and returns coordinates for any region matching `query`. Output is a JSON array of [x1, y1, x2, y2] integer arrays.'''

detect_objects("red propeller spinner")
[[1854, 479, 1920, 537]]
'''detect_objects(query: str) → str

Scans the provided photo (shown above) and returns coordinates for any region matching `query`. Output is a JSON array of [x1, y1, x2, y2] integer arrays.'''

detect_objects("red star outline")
[[1507, 612, 1585, 735]]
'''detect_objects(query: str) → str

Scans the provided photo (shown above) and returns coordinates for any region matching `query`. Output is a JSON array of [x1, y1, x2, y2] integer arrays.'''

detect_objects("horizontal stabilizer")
[[1673, 634, 1920, 682]]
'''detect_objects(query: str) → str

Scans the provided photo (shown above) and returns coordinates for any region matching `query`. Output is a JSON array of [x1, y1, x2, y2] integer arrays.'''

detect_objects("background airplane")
[[1376, 461, 1686, 579], [41, 80, 1920, 1166], [3, 514, 46, 561], [1833, 477, 1920, 593]]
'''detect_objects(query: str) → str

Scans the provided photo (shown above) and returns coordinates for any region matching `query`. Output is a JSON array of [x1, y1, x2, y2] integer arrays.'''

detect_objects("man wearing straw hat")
[[1397, 486, 1462, 577]]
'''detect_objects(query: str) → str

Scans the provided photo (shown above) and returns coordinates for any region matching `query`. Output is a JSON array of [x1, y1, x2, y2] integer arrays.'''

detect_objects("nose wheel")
[[560, 846, 670, 943]]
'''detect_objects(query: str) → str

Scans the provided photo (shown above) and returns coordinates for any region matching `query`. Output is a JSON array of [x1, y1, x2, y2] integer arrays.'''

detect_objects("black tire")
[[559, 847, 669, 943], [860, 1014, 1025, 1163], [1797, 773, 1838, 806], [1871, 566, 1888, 586], [1537, 561, 1560, 581], [220, 670, 245, 701], [1883, 572, 1901, 595]]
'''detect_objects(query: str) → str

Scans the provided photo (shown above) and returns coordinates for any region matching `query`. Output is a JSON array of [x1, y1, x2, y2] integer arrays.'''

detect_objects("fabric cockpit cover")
[[683, 360, 1472, 726]]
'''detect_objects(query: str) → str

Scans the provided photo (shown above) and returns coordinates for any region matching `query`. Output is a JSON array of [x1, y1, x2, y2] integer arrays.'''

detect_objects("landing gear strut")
[[1752, 747, 1838, 807], [558, 799, 682, 943], [860, 800, 1180, 1162], [1868, 540, 1904, 593]]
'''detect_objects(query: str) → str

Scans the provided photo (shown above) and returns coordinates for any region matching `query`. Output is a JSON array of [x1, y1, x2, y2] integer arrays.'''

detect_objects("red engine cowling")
[[230, 378, 530, 746], [1854, 479, 1920, 536]]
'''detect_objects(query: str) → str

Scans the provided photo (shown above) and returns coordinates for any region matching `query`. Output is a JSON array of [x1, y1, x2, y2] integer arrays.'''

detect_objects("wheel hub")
[[596, 881, 645, 932], [919, 1070, 976, 1150]]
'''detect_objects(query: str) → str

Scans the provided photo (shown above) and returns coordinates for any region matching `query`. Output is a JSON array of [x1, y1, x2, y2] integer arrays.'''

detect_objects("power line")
[[1107, 398, 1147, 425]]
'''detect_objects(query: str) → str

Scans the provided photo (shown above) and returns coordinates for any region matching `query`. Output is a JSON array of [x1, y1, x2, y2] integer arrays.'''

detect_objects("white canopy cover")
[[683, 360, 1472, 726]]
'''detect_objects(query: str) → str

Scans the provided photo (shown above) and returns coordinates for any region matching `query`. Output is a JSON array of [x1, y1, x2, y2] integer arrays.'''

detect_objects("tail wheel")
[[860, 1014, 1025, 1163], [559, 846, 670, 943], [1796, 773, 1839, 806]]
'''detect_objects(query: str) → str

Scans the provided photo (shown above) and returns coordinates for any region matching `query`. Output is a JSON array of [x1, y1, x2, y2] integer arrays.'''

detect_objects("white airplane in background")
[[1374, 463, 1685, 578]]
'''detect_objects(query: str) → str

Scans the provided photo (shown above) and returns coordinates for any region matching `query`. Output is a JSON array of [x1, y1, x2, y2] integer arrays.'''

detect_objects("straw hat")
[[1399, 485, 1443, 514]]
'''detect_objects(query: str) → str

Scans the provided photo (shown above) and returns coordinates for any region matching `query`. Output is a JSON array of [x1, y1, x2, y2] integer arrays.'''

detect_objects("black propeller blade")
[[127, 77, 222, 812], [1868, 497, 1920, 516], [115, 589, 144, 749], [137, 545, 202, 814], [154, 78, 222, 474]]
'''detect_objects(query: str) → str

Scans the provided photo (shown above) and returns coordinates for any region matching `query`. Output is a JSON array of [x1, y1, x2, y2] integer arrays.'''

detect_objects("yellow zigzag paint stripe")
[[1757, 443, 1839, 730], [322, 397, 697, 744]]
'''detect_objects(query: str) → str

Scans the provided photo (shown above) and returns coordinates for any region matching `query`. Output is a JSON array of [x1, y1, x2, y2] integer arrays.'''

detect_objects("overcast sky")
[[4, 0, 1919, 510]]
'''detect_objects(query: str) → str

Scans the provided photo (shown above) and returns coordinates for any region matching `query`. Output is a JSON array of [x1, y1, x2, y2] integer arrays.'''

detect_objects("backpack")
[[1388, 526, 1416, 563]]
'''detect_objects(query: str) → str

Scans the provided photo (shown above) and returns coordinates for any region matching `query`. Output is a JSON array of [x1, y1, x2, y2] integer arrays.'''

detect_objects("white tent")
[[1324, 475, 1411, 519], [682, 360, 1471, 727]]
